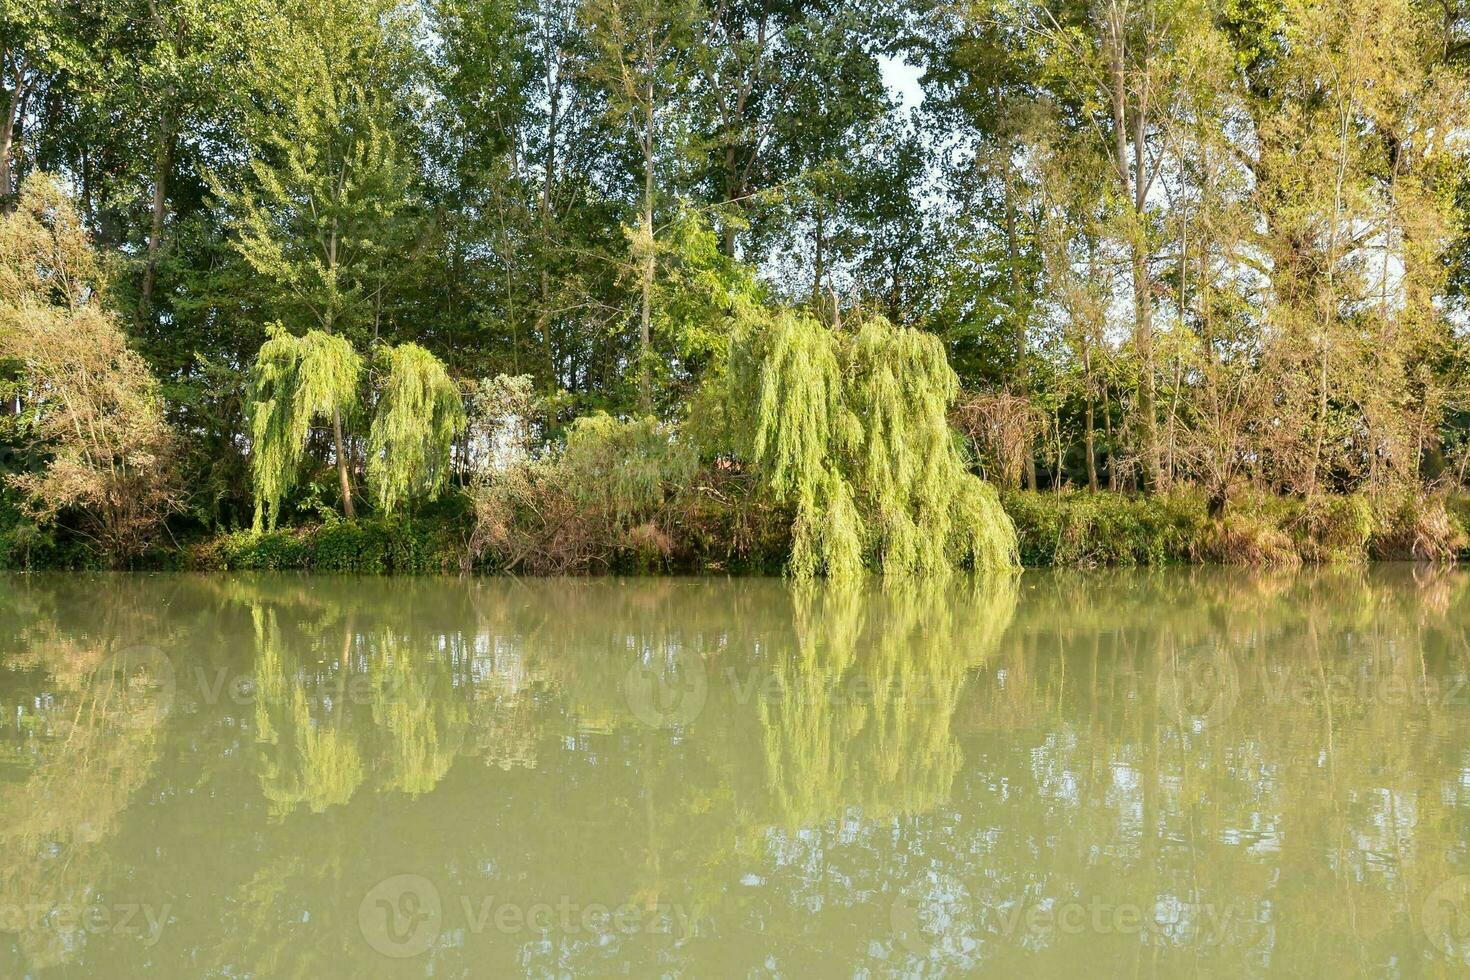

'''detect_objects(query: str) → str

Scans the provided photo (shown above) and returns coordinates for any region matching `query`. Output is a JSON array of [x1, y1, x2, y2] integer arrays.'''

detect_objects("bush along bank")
[[180, 505, 793, 576], [186, 515, 466, 574], [1005, 488, 1468, 568], [4, 486, 1462, 574]]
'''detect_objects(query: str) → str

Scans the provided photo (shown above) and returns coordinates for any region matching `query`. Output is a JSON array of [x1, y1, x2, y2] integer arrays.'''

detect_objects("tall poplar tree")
[[222, 0, 419, 517]]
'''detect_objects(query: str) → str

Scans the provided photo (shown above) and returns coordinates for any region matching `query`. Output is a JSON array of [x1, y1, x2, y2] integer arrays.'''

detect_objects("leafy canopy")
[[247, 327, 467, 528], [0, 176, 178, 561]]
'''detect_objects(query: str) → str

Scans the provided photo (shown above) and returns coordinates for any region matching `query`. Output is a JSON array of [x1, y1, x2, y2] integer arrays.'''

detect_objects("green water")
[[1, 569, 1470, 977]]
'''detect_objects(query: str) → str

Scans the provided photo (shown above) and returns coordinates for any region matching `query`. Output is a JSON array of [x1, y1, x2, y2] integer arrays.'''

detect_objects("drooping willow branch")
[[367, 342, 466, 514], [248, 326, 363, 531]]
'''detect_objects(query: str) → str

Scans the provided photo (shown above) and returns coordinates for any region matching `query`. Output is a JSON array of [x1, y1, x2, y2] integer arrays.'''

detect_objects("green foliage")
[[312, 521, 393, 573], [1292, 494, 1374, 564], [195, 512, 462, 574], [563, 413, 694, 523], [1004, 490, 1207, 567], [0, 488, 104, 570], [9, 0, 1470, 571], [247, 330, 466, 527], [218, 528, 312, 571], [219, 0, 418, 346], [1197, 508, 1301, 567], [726, 309, 1018, 577], [246, 327, 363, 530], [466, 374, 538, 462], [0, 176, 179, 562], [367, 343, 466, 514], [1005, 489, 1470, 567]]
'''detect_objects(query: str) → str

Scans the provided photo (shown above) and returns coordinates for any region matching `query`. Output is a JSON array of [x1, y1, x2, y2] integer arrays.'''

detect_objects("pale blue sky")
[[880, 55, 925, 112]]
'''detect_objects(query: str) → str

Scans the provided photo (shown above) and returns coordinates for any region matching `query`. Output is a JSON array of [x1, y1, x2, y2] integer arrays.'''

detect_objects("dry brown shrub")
[[1197, 513, 1301, 567], [1370, 493, 1466, 562], [0, 178, 180, 561], [951, 391, 1039, 487], [623, 521, 674, 563], [466, 461, 604, 574]]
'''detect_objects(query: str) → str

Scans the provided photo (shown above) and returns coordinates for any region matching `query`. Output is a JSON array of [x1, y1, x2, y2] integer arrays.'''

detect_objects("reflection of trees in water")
[[366, 631, 468, 796], [247, 595, 476, 818], [7, 568, 1470, 974], [213, 567, 1470, 974], [759, 576, 1020, 827], [937, 565, 1470, 976], [212, 573, 1028, 973], [253, 606, 365, 818], [0, 576, 183, 968]]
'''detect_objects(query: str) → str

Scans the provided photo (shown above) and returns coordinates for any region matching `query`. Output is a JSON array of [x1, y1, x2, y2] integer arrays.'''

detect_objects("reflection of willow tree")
[[0, 581, 174, 968], [432, 573, 1025, 957], [252, 606, 365, 818], [759, 575, 1020, 826], [366, 632, 467, 796], [243, 578, 482, 818], [7, 571, 1470, 975]]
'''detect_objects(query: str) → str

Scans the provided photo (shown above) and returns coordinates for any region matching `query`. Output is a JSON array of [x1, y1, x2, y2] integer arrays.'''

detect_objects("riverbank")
[[5, 488, 1465, 573], [1005, 488, 1466, 567]]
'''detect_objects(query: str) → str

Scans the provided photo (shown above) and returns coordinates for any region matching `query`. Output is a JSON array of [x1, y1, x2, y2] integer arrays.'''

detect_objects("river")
[[0, 568, 1467, 977]]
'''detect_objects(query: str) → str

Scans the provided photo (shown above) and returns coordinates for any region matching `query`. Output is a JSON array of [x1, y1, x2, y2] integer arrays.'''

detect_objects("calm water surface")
[[1, 568, 1469, 977]]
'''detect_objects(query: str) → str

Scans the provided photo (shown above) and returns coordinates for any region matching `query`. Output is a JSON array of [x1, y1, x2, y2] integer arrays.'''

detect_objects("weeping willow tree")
[[367, 343, 466, 514], [247, 326, 362, 530], [727, 310, 1017, 577], [247, 331, 465, 527]]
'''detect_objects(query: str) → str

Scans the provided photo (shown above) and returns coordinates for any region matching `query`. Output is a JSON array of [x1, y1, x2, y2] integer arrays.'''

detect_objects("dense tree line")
[[2, 0, 1470, 568]]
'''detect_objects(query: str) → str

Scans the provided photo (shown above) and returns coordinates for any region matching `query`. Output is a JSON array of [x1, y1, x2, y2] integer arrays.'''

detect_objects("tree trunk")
[[1309, 340, 1329, 495], [1105, 6, 1160, 492], [813, 207, 826, 316], [722, 141, 739, 258], [539, 44, 561, 386], [138, 123, 177, 322], [0, 109, 13, 202], [322, 241, 355, 519], [1002, 148, 1036, 491], [332, 408, 356, 520], [639, 77, 655, 413], [0, 71, 30, 206], [1052, 406, 1064, 493], [1085, 379, 1099, 492], [1130, 246, 1160, 491]]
